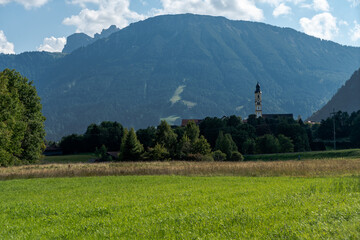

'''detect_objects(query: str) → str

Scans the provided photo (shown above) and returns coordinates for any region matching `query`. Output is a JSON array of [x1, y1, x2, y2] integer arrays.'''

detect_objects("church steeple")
[[255, 82, 262, 118], [255, 82, 261, 93]]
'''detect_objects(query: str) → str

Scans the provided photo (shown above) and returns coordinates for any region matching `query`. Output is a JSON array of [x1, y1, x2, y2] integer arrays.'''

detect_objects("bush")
[[230, 151, 244, 161], [147, 144, 170, 161], [95, 145, 112, 162], [212, 150, 227, 161]]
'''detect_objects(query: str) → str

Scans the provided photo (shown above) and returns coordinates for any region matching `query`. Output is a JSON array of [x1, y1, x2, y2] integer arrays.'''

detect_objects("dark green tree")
[[242, 138, 256, 154], [137, 126, 156, 150], [146, 143, 169, 161], [184, 121, 200, 144], [177, 134, 192, 159], [212, 150, 227, 161], [99, 121, 123, 151], [84, 124, 102, 152], [60, 134, 85, 154], [95, 144, 112, 161], [120, 128, 144, 161], [350, 115, 360, 147], [230, 151, 244, 161], [215, 131, 238, 160], [156, 120, 178, 157], [0, 69, 45, 166], [199, 117, 225, 148], [192, 135, 211, 155], [255, 134, 280, 154], [277, 134, 294, 153]]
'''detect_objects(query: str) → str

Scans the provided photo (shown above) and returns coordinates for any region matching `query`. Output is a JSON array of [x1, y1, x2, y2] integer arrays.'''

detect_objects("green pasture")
[[244, 148, 360, 161], [39, 148, 360, 165], [1, 176, 360, 239], [40, 153, 95, 163]]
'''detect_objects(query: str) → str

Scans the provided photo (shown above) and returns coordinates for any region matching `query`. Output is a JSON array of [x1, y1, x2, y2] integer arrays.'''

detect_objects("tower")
[[255, 82, 262, 118]]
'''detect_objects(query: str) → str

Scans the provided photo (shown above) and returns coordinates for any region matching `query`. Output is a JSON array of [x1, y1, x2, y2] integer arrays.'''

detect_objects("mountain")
[[1, 14, 360, 140], [308, 68, 360, 121], [62, 25, 120, 53], [0, 51, 63, 82]]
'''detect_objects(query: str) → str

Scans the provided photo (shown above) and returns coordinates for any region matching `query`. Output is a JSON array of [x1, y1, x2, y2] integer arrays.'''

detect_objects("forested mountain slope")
[[309, 68, 360, 121], [1, 14, 360, 140]]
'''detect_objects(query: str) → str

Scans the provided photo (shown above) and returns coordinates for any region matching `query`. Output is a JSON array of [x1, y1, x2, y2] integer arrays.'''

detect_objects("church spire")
[[255, 82, 262, 118], [255, 82, 261, 93]]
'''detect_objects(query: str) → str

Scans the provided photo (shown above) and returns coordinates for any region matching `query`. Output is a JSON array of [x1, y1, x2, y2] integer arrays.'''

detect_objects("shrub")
[[95, 145, 112, 162], [147, 144, 169, 161], [212, 150, 227, 161], [230, 151, 244, 161]]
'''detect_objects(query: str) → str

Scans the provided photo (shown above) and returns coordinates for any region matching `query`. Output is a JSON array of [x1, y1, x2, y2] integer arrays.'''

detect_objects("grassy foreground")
[[1, 176, 360, 239]]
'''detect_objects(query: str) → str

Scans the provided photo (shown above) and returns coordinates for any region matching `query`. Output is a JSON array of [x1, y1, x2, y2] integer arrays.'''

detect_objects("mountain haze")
[[1, 14, 360, 140], [309, 68, 360, 121]]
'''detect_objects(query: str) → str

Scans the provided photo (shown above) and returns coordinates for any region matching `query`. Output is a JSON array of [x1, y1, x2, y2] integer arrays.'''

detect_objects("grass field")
[[244, 148, 360, 161], [1, 176, 360, 239], [40, 153, 95, 164], [1, 150, 359, 238]]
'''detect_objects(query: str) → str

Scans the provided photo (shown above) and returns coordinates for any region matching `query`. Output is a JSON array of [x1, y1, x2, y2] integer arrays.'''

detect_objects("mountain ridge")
[[62, 25, 120, 53], [308, 68, 360, 121], [1, 14, 360, 140]]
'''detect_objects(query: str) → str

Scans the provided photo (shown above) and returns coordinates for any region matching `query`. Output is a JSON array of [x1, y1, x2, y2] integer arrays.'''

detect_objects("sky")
[[0, 0, 359, 54]]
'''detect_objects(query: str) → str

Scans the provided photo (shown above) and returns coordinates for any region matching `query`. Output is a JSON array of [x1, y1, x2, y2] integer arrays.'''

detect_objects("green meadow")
[[1, 175, 360, 239]]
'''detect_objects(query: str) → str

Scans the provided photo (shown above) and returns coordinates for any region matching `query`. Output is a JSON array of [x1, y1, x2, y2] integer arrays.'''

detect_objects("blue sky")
[[0, 0, 359, 54]]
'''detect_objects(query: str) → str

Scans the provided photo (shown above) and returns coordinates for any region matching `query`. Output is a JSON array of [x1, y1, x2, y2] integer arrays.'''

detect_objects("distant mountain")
[[0, 51, 63, 82], [62, 25, 120, 53], [1, 14, 360, 140], [308, 68, 360, 121]]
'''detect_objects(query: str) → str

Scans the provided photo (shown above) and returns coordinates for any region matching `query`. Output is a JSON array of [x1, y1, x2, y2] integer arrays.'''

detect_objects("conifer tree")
[[177, 134, 192, 159], [215, 131, 238, 160], [156, 120, 177, 157], [120, 128, 144, 161], [184, 121, 200, 143]]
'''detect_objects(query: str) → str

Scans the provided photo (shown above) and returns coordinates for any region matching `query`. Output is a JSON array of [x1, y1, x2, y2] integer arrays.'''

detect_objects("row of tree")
[[60, 115, 304, 161], [314, 110, 360, 147], [58, 105, 360, 162]]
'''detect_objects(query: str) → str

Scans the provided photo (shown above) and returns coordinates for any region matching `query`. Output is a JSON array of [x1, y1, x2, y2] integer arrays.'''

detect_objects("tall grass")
[[1, 158, 360, 180], [244, 148, 360, 161]]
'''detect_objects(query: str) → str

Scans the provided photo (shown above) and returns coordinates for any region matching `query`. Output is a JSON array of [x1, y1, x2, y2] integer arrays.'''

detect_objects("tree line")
[[59, 114, 320, 161], [59, 110, 360, 161], [314, 110, 360, 148]]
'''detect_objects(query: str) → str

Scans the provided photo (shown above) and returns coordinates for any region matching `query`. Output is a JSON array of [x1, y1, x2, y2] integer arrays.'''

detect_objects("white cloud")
[[37, 36, 66, 52], [0, 30, 15, 54], [300, 0, 329, 11], [256, 0, 305, 7], [348, 0, 360, 7], [273, 3, 291, 17], [156, 0, 264, 22], [0, 0, 49, 9], [350, 21, 360, 42], [300, 12, 338, 40], [312, 0, 329, 11], [63, 0, 145, 36], [339, 20, 348, 26]]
